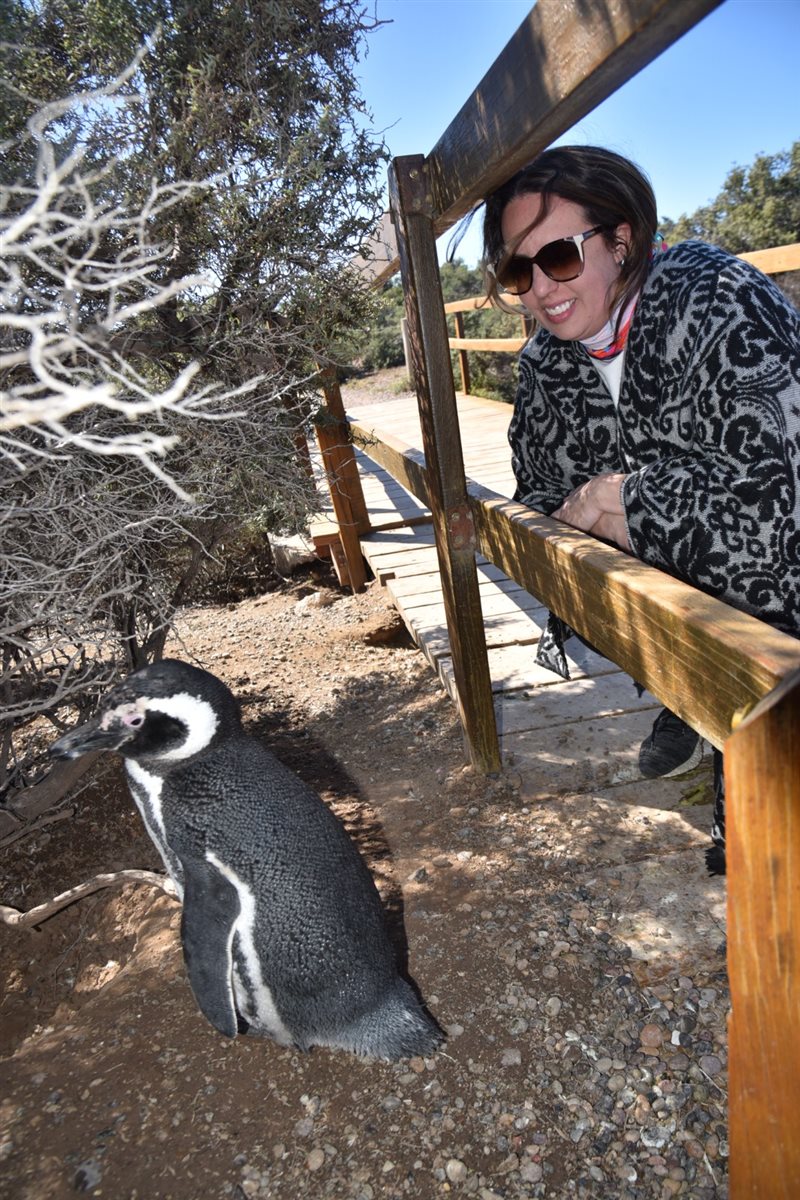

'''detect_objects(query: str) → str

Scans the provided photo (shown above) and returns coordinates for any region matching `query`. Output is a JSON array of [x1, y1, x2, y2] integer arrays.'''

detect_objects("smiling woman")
[[482, 144, 800, 874]]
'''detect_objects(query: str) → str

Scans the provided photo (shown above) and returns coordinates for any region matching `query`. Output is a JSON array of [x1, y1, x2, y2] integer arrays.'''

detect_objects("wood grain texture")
[[738, 242, 800, 275], [469, 489, 800, 749], [425, 0, 724, 233], [313, 418, 368, 592], [448, 336, 528, 352], [726, 670, 800, 1198], [389, 157, 500, 772]]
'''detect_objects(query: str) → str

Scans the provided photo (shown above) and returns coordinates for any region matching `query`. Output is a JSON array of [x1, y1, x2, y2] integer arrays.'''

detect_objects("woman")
[[482, 145, 800, 875]]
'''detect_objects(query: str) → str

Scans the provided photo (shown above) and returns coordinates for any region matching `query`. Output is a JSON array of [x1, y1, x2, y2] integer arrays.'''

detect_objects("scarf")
[[580, 234, 669, 361]]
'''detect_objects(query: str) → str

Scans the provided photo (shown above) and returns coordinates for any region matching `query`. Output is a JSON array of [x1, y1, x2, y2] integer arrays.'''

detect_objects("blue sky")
[[354, 0, 799, 265]]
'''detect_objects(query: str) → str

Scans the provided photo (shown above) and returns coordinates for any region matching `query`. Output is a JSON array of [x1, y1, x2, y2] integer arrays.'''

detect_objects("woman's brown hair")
[[482, 145, 658, 321]]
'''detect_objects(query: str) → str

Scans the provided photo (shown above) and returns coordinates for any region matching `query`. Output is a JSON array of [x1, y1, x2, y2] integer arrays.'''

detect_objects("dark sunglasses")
[[492, 226, 607, 294]]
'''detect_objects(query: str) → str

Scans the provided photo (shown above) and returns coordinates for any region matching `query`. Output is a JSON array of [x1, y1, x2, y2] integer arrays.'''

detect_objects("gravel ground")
[[0, 568, 729, 1199]]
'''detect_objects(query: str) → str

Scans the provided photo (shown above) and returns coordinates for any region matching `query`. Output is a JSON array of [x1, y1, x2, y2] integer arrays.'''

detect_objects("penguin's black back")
[[161, 730, 399, 1028]]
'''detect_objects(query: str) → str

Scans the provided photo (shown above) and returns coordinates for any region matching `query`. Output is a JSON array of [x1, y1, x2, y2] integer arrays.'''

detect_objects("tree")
[[0, 2, 386, 798], [660, 142, 800, 306], [352, 259, 524, 401]]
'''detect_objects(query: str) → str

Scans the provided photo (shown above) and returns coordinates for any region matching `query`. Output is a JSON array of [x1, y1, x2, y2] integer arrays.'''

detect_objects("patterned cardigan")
[[509, 240, 800, 640]]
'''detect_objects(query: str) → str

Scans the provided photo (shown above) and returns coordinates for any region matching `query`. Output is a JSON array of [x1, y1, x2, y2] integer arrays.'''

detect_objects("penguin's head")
[[50, 659, 242, 766]]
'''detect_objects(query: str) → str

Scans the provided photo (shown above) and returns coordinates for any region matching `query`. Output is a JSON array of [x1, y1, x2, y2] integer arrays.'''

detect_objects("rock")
[[446, 1159, 468, 1184], [544, 996, 562, 1017], [501, 1048, 522, 1067], [307, 1148, 325, 1171], [699, 1054, 723, 1077], [272, 534, 317, 576], [639, 1023, 664, 1051], [73, 1160, 102, 1192], [520, 1160, 543, 1183], [295, 590, 338, 614]]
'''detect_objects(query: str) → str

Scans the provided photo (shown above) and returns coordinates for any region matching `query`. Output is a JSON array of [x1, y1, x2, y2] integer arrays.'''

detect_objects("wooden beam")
[[726, 669, 800, 1198], [426, 0, 724, 235], [452, 312, 472, 394], [318, 368, 371, 533], [357, 0, 722, 278], [349, 420, 430, 505], [738, 242, 800, 275], [449, 336, 528, 352], [444, 296, 527, 315], [388, 156, 500, 773]]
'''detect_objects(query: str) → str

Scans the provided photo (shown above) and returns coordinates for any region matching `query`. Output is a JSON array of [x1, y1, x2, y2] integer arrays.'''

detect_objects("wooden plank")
[[350, 210, 399, 288], [358, 0, 722, 275], [449, 336, 528, 352], [726, 670, 800, 1198], [318, 369, 371, 533], [738, 242, 800, 275], [413, 608, 545, 654], [495, 673, 658, 736], [444, 296, 526, 315], [389, 155, 500, 772], [425, 0, 724, 235]]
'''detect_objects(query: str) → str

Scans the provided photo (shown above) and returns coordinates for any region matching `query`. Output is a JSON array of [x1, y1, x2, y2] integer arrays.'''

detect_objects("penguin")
[[50, 659, 443, 1060]]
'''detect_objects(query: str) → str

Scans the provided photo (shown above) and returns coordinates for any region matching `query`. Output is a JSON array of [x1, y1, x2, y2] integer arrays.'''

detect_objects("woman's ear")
[[613, 223, 632, 265]]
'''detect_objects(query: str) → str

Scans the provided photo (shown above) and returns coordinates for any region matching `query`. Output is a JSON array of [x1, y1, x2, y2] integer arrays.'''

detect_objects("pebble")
[[545, 996, 562, 1017], [501, 1048, 522, 1067], [699, 1054, 723, 1077], [446, 1159, 468, 1184], [640, 1023, 665, 1051], [306, 1148, 325, 1171]]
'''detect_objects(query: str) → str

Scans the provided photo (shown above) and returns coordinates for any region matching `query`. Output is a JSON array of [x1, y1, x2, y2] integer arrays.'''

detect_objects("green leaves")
[[662, 142, 800, 256]]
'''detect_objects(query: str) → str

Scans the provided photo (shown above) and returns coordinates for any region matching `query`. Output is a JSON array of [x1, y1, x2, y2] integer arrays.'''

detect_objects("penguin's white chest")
[[125, 761, 184, 898]]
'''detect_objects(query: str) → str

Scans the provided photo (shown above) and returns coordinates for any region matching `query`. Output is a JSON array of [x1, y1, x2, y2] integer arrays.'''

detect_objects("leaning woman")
[[481, 145, 800, 874]]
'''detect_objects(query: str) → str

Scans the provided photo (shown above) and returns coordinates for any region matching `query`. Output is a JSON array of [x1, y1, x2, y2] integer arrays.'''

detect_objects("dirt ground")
[[0, 566, 728, 1198]]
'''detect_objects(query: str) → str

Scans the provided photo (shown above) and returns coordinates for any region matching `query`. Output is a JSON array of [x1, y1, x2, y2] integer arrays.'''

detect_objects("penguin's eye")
[[122, 712, 145, 728]]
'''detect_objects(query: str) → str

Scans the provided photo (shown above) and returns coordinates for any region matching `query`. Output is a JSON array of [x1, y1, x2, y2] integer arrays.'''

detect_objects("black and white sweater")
[[509, 241, 800, 638]]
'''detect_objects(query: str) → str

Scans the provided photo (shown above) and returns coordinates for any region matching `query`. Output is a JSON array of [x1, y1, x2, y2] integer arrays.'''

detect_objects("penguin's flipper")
[[179, 853, 241, 1038]]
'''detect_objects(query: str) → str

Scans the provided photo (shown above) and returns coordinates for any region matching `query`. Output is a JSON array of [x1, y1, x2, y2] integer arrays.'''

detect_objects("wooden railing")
[[319, 2, 800, 1192], [444, 296, 531, 395]]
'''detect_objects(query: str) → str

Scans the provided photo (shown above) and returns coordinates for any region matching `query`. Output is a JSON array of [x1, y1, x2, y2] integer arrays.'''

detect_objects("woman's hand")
[[551, 473, 632, 552]]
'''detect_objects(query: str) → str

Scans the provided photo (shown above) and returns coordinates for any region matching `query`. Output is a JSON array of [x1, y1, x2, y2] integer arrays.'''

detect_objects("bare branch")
[[0, 870, 179, 929]]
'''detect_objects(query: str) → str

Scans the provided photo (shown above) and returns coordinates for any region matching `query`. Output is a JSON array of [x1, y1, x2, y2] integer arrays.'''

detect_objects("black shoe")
[[638, 708, 702, 779]]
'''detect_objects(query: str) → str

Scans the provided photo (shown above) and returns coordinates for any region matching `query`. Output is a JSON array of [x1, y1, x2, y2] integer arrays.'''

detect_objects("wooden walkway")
[[314, 389, 726, 978]]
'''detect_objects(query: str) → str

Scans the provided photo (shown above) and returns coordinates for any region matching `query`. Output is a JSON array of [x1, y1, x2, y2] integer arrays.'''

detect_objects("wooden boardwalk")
[[315, 389, 726, 977]]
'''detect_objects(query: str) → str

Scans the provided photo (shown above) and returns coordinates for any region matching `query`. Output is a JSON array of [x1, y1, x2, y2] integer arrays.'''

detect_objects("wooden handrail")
[[738, 241, 800, 274]]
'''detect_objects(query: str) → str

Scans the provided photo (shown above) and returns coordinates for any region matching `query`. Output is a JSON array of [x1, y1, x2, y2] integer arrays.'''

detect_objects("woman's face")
[[499, 193, 630, 341]]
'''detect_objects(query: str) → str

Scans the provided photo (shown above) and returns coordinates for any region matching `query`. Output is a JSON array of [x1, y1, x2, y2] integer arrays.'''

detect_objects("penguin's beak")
[[49, 716, 135, 760]]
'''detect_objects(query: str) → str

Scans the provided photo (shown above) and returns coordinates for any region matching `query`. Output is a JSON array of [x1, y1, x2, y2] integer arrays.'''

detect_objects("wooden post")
[[318, 367, 371, 533], [389, 154, 500, 774], [401, 316, 413, 379], [726, 668, 800, 1198], [453, 312, 471, 395], [314, 368, 370, 593]]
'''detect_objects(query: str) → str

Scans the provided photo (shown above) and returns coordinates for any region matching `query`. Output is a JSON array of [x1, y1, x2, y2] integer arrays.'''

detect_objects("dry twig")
[[0, 869, 179, 929]]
